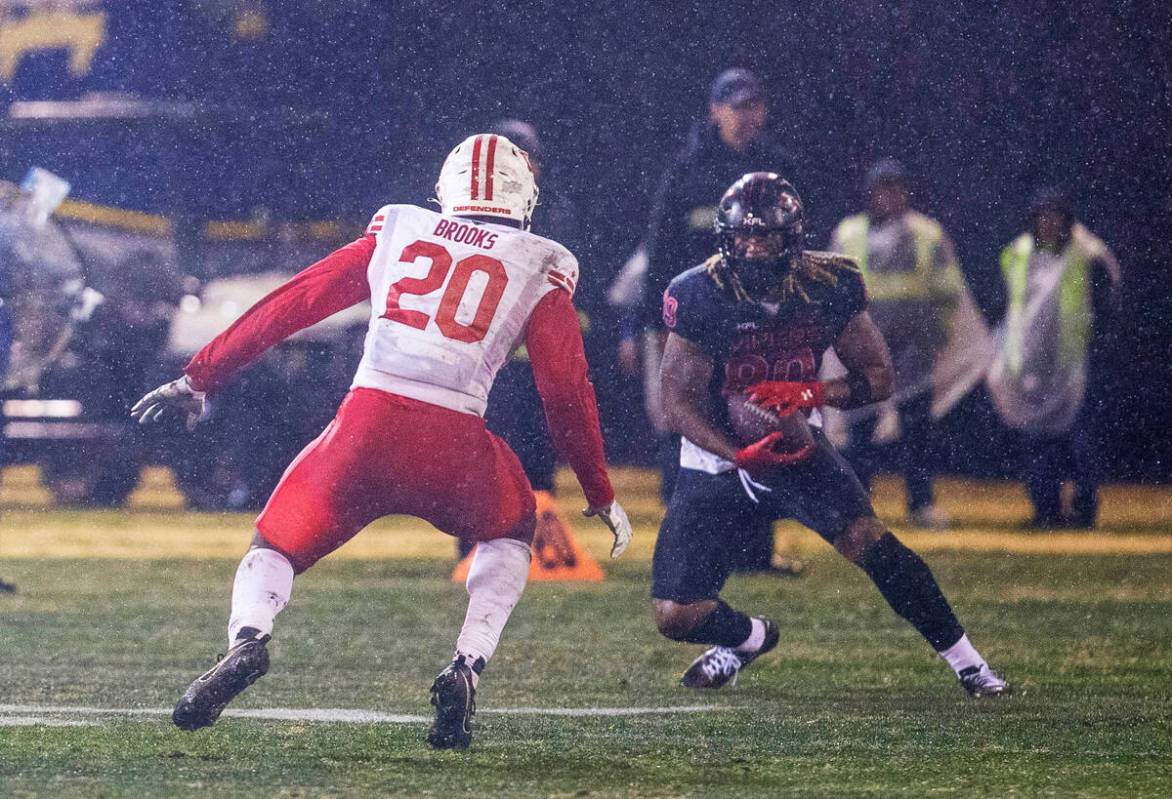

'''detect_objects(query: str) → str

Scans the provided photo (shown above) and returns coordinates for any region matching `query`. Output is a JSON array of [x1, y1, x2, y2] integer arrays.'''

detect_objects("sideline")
[[3, 467, 1171, 559]]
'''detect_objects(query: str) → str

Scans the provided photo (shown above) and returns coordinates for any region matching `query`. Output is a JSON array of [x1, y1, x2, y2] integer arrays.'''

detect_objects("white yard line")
[[0, 703, 737, 726], [0, 715, 96, 726], [487, 705, 732, 716]]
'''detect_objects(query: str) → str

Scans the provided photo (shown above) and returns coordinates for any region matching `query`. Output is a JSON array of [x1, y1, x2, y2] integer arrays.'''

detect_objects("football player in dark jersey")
[[651, 172, 1008, 696]]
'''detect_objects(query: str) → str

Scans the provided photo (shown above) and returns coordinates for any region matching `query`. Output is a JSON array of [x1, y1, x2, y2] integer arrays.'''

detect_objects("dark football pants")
[[652, 430, 874, 604], [659, 434, 775, 572]]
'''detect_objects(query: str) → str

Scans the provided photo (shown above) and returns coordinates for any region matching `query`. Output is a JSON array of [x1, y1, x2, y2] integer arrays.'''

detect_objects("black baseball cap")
[[864, 158, 908, 191], [1029, 186, 1074, 223], [709, 68, 765, 107], [489, 119, 541, 162]]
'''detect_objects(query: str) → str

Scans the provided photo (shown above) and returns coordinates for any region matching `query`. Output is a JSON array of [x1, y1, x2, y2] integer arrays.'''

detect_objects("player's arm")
[[526, 289, 631, 558], [660, 332, 738, 462], [661, 332, 808, 473], [132, 235, 375, 428], [823, 310, 895, 409], [184, 235, 375, 392]]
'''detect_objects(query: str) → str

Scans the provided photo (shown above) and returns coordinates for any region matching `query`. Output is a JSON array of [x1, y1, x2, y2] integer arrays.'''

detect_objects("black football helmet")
[[715, 172, 805, 298]]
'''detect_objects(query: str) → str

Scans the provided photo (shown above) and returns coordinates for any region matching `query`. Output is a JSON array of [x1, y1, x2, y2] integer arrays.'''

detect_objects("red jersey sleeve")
[[184, 235, 375, 392], [525, 289, 615, 509]]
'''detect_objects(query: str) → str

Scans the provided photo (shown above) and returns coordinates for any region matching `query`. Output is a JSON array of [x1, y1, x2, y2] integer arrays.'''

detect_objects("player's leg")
[[651, 468, 780, 689], [777, 430, 1008, 696], [405, 422, 538, 749], [171, 533, 291, 731], [427, 522, 534, 750], [225, 534, 295, 648], [173, 391, 386, 731]]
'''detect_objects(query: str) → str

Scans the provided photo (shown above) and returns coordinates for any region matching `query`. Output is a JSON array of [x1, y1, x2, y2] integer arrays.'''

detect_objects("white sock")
[[455, 537, 531, 686], [736, 617, 767, 654], [939, 634, 985, 674], [227, 547, 294, 648]]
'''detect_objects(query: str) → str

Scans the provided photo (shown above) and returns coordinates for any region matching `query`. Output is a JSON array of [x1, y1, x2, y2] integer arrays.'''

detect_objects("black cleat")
[[427, 655, 482, 750], [958, 664, 1010, 697], [172, 632, 271, 731], [0, 577, 16, 594], [681, 617, 779, 689]]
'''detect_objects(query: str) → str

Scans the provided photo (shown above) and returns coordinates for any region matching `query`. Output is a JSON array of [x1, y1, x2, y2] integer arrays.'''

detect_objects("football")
[[725, 391, 816, 453]]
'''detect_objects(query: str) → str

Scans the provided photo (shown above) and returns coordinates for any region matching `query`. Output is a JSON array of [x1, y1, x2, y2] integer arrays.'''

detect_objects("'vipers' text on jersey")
[[663, 253, 866, 471], [354, 204, 578, 415]]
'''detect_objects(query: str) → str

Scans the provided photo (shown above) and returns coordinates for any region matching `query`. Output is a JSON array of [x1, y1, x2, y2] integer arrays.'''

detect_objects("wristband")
[[846, 373, 873, 406]]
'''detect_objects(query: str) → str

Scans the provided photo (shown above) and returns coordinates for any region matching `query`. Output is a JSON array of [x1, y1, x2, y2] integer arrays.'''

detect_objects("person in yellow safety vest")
[[986, 187, 1120, 529], [830, 158, 965, 529]]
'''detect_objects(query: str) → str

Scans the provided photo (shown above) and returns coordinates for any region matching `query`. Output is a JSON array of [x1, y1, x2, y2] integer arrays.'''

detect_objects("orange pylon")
[[452, 490, 604, 582]]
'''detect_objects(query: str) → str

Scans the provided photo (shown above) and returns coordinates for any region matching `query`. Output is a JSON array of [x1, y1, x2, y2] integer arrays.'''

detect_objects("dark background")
[[2, 0, 1170, 480]]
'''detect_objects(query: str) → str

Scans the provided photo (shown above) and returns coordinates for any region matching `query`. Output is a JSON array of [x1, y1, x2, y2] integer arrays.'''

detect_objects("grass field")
[[1, 466, 1171, 798]]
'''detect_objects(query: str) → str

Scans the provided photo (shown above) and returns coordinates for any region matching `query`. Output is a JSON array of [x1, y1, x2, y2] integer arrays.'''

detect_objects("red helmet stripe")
[[484, 135, 498, 201], [470, 135, 483, 200]]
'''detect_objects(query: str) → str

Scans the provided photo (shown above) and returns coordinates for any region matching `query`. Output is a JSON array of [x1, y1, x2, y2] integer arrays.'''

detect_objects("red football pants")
[[256, 388, 536, 571]]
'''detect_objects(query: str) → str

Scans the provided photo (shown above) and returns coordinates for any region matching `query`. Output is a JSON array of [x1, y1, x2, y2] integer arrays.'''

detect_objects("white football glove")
[[131, 376, 208, 431], [583, 499, 633, 559]]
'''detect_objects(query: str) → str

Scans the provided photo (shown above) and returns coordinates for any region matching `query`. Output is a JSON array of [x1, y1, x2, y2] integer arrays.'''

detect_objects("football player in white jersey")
[[132, 134, 633, 749]]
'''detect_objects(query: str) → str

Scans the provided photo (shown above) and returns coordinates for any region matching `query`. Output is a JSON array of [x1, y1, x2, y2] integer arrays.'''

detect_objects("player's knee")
[[653, 599, 709, 641], [503, 509, 537, 546], [833, 516, 887, 564], [250, 530, 312, 574]]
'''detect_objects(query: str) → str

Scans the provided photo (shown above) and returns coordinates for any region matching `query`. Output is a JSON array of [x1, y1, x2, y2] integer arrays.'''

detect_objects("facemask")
[[734, 258, 788, 298]]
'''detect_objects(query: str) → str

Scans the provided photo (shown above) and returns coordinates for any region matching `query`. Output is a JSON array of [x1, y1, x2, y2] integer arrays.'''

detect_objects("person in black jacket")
[[472, 119, 591, 563], [639, 68, 806, 575]]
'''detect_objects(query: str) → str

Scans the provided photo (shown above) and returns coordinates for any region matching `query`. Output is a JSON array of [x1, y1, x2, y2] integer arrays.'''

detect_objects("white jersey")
[[352, 204, 578, 416]]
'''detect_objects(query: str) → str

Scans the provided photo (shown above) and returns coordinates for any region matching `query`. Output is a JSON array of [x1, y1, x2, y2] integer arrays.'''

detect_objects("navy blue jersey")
[[663, 252, 867, 399]]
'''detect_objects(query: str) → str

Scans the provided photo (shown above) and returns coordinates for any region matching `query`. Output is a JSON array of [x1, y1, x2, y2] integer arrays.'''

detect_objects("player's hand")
[[583, 499, 633, 559], [130, 376, 207, 431], [746, 380, 825, 415], [735, 431, 814, 476]]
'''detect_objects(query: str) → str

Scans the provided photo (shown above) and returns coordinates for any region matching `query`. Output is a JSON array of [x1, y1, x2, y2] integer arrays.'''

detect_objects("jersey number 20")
[[382, 240, 507, 343]]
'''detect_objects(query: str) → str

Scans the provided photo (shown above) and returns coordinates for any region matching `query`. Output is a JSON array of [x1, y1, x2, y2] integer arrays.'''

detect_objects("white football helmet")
[[435, 134, 539, 229]]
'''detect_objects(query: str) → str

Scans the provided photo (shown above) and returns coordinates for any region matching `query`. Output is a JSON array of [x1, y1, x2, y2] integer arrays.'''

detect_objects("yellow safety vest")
[[833, 211, 961, 303], [1000, 225, 1102, 377], [833, 212, 964, 347]]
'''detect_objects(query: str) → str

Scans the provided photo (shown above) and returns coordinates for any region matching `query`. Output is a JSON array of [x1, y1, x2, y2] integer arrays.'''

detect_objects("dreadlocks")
[[705, 251, 859, 304]]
